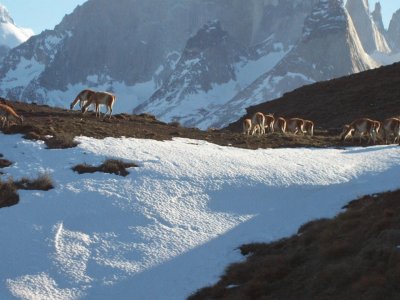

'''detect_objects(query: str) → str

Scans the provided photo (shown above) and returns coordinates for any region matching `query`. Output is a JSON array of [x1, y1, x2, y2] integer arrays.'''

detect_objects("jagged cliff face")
[[133, 21, 247, 125], [388, 10, 400, 52], [345, 0, 390, 54], [371, 2, 386, 36], [200, 0, 377, 129], [134, 0, 318, 126]]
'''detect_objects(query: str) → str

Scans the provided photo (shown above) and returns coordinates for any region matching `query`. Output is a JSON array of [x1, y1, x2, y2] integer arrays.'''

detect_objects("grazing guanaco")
[[252, 112, 265, 135], [303, 120, 314, 136], [382, 117, 400, 144], [0, 103, 23, 128], [264, 114, 275, 133], [274, 117, 287, 134], [341, 118, 378, 144], [242, 118, 252, 135], [81, 91, 116, 119], [287, 118, 305, 135], [70, 89, 96, 110]]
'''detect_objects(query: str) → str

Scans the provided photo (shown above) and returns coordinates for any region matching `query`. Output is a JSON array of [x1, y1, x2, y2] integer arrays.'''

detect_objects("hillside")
[[0, 100, 350, 151], [227, 62, 400, 132], [190, 189, 400, 300]]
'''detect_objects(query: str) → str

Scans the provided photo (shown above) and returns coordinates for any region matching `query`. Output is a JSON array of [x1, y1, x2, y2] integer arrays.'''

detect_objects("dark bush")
[[0, 179, 19, 208], [0, 158, 12, 168], [72, 159, 138, 177], [14, 173, 54, 191], [45, 133, 78, 149]]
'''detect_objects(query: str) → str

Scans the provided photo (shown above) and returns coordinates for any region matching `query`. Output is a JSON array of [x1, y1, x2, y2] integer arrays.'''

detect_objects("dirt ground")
[[0, 100, 382, 150]]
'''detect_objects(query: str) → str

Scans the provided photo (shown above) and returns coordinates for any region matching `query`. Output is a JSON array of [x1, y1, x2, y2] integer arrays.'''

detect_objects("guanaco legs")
[[0, 103, 23, 128], [81, 91, 116, 119], [242, 118, 252, 135]]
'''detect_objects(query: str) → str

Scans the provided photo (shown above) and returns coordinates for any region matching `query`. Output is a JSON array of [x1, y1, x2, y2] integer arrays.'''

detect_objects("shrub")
[[0, 174, 54, 209], [0, 158, 12, 168], [72, 159, 138, 177], [0, 178, 19, 208], [45, 133, 78, 149], [15, 173, 54, 191]]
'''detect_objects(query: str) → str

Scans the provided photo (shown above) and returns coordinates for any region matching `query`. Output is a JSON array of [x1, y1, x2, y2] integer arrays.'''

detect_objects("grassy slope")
[[227, 62, 400, 132], [190, 190, 400, 299]]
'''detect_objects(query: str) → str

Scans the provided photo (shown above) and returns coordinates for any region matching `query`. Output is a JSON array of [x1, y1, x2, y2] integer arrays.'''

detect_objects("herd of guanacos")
[[243, 111, 400, 144], [0, 91, 399, 145]]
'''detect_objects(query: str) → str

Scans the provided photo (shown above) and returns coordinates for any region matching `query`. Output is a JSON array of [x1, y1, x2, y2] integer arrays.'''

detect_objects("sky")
[[0, 0, 87, 34], [0, 0, 399, 35], [369, 0, 400, 28]]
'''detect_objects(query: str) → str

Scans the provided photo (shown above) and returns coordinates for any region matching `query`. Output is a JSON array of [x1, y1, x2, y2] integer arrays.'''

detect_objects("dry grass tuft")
[[45, 133, 78, 149], [0, 158, 12, 168], [0, 178, 19, 208], [0, 173, 54, 209], [72, 159, 138, 177], [14, 173, 54, 191]]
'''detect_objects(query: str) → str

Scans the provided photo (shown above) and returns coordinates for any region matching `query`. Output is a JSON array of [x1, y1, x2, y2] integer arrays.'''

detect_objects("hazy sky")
[[1, 0, 87, 34], [368, 0, 400, 28], [1, 0, 399, 34]]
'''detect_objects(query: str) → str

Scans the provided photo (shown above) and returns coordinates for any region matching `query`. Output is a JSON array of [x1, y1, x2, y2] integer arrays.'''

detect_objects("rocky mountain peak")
[[0, 5, 14, 24], [303, 0, 346, 40], [371, 2, 386, 34], [346, 0, 390, 54], [388, 9, 400, 51], [184, 21, 228, 57]]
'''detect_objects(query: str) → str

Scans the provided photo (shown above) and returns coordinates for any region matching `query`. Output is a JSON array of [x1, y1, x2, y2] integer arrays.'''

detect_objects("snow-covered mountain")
[[199, 0, 378, 128], [0, 5, 33, 58], [371, 2, 386, 38], [137, 0, 396, 129], [135, 0, 320, 126], [0, 0, 311, 109], [0, 0, 398, 128]]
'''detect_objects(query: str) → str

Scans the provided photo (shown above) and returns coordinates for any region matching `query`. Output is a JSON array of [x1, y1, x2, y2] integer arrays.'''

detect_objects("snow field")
[[0, 133, 400, 299]]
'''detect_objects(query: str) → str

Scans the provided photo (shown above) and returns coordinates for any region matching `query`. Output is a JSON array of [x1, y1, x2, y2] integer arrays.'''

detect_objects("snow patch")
[[1, 134, 400, 299]]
